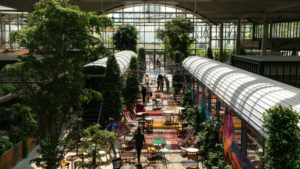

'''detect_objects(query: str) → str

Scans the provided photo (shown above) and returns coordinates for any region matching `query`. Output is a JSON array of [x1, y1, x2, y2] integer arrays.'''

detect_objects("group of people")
[[157, 73, 169, 92]]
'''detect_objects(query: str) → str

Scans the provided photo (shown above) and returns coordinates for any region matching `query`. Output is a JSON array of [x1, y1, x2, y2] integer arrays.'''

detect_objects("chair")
[[135, 104, 145, 113], [145, 119, 153, 133], [146, 146, 157, 161], [60, 160, 70, 169], [112, 158, 122, 169], [124, 111, 137, 127]]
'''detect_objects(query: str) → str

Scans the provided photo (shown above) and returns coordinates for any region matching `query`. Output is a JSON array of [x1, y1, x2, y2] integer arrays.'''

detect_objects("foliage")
[[10, 0, 112, 168], [184, 105, 203, 133], [156, 18, 194, 62], [80, 124, 117, 168], [124, 56, 139, 110], [205, 144, 233, 169], [197, 116, 232, 168], [0, 138, 13, 156], [207, 47, 213, 59], [137, 48, 146, 81], [113, 24, 138, 52], [239, 48, 247, 55], [181, 90, 193, 108], [102, 54, 122, 123], [263, 106, 300, 169], [23, 138, 28, 158], [172, 52, 184, 94]]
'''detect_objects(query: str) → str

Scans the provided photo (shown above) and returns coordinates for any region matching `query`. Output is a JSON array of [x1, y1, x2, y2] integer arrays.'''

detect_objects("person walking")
[[157, 75, 161, 91], [160, 77, 164, 91], [131, 127, 145, 163], [165, 76, 170, 92], [141, 85, 147, 105], [106, 117, 118, 157]]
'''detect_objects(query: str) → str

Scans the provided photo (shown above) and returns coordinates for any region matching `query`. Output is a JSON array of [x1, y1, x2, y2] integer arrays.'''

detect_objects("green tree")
[[207, 47, 214, 59], [113, 24, 138, 52], [263, 106, 300, 169], [124, 56, 139, 111], [10, 0, 112, 168], [156, 18, 194, 62], [102, 54, 122, 122], [138, 47, 146, 81]]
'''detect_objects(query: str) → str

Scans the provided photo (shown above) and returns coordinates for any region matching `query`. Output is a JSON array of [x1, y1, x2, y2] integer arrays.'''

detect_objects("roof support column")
[[209, 25, 212, 48], [0, 18, 5, 48], [241, 119, 248, 157], [262, 14, 268, 55], [219, 23, 224, 62], [236, 19, 241, 55]]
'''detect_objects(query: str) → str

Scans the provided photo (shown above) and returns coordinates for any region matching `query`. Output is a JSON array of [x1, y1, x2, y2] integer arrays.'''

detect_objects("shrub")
[[0, 138, 13, 156], [263, 106, 300, 169]]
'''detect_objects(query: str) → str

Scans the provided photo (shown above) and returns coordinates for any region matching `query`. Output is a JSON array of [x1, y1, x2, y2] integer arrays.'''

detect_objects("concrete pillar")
[[262, 14, 268, 55], [241, 120, 248, 156], [219, 23, 224, 62], [236, 19, 241, 55]]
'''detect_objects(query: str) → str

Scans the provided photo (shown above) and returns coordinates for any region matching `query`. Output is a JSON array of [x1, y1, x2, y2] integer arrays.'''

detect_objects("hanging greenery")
[[113, 24, 138, 52], [263, 106, 300, 169], [102, 54, 122, 122]]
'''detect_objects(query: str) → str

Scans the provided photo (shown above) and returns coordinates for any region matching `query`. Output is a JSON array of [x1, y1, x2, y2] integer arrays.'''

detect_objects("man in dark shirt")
[[141, 85, 147, 105], [132, 127, 145, 163]]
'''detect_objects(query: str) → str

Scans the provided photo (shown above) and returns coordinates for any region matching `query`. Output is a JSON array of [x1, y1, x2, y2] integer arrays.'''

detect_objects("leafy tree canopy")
[[9, 0, 112, 168], [102, 54, 122, 122], [113, 24, 138, 52], [124, 56, 139, 110], [263, 106, 300, 169], [156, 18, 194, 62]]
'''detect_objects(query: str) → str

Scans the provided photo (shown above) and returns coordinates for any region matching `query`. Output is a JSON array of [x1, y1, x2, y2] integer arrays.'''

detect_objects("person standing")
[[160, 77, 164, 91], [106, 118, 118, 157], [165, 76, 170, 92], [132, 127, 145, 163], [157, 75, 161, 91], [141, 85, 147, 105]]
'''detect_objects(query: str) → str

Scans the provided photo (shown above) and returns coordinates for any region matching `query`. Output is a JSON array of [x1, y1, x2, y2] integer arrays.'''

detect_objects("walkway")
[[13, 58, 205, 169]]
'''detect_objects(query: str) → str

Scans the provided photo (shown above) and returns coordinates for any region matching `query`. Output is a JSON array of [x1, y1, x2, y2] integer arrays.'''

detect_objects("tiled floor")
[[14, 62, 204, 169]]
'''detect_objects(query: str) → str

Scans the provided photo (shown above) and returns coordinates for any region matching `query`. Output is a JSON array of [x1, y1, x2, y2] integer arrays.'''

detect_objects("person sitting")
[[136, 103, 145, 113]]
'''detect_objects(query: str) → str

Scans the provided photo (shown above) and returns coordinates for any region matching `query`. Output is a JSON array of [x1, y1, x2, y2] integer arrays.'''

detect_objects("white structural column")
[[261, 14, 268, 55]]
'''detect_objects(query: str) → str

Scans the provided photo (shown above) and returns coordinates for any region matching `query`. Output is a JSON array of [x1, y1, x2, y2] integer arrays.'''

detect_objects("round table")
[[164, 110, 174, 114], [66, 155, 78, 169], [145, 117, 153, 121], [186, 148, 199, 153], [175, 106, 185, 110], [121, 165, 137, 169], [153, 139, 164, 146], [136, 112, 146, 116]]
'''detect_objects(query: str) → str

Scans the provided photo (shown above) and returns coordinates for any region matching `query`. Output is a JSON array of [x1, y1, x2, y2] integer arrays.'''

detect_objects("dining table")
[[66, 155, 79, 169]]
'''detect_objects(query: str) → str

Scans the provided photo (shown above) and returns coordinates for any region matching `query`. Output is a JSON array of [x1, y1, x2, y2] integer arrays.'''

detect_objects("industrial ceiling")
[[1, 0, 300, 24]]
